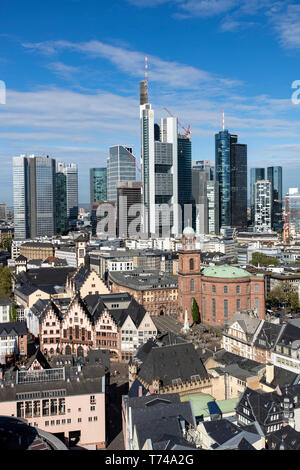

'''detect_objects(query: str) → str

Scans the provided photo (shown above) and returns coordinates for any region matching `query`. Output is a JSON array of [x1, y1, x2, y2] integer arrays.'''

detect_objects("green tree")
[[192, 298, 200, 323], [251, 252, 280, 267], [266, 281, 299, 310], [0, 238, 11, 251], [9, 303, 18, 322], [0, 266, 12, 298]]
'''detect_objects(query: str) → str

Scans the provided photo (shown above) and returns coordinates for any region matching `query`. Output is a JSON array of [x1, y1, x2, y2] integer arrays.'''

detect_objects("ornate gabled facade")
[[35, 292, 156, 362], [66, 266, 110, 297]]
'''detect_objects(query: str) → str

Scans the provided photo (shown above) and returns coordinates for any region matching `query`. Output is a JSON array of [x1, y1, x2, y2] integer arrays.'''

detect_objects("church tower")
[[177, 226, 202, 325]]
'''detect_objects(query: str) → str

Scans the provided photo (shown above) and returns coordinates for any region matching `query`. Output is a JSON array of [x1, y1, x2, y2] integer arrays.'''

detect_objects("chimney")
[[266, 363, 274, 384]]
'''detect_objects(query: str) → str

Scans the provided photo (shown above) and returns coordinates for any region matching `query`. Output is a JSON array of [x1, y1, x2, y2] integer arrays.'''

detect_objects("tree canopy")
[[251, 252, 280, 267], [266, 281, 299, 310], [0, 265, 12, 298], [192, 298, 200, 323]]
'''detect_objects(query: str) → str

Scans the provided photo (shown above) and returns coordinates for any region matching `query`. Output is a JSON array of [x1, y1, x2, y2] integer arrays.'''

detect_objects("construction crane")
[[124, 146, 141, 174], [163, 107, 191, 138]]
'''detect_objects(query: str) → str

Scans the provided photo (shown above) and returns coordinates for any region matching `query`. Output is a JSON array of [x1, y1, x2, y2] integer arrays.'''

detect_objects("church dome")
[[183, 226, 195, 235]]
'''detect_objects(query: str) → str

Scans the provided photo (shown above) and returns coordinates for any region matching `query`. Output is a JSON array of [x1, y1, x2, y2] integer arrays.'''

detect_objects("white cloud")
[[271, 4, 300, 49], [22, 39, 242, 92]]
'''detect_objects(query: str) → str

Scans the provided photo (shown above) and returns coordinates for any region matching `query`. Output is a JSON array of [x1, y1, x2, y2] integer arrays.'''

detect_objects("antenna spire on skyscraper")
[[222, 109, 225, 131], [145, 56, 148, 92]]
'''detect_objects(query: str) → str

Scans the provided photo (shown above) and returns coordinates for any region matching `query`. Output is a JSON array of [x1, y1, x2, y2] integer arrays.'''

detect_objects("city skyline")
[[1, 2, 300, 203]]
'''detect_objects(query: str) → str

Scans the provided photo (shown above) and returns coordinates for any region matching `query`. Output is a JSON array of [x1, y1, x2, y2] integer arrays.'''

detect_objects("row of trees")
[[251, 252, 280, 267]]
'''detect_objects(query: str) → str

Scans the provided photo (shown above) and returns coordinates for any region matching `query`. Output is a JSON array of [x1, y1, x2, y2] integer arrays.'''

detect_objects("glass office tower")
[[29, 155, 56, 238], [215, 130, 247, 229], [56, 171, 68, 234], [107, 146, 136, 204], [90, 168, 107, 205], [13, 155, 30, 240], [178, 134, 194, 231], [231, 140, 247, 228], [267, 166, 283, 229], [250, 168, 265, 224], [215, 130, 231, 228], [57, 162, 78, 229]]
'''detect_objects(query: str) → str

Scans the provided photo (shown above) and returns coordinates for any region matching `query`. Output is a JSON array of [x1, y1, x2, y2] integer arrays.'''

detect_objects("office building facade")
[[13, 155, 30, 240], [140, 83, 179, 236], [107, 146, 136, 204], [267, 166, 283, 230], [57, 163, 78, 229], [117, 181, 142, 238], [55, 171, 68, 234], [215, 130, 247, 230], [90, 168, 107, 205], [178, 135, 194, 232], [250, 168, 265, 224], [254, 180, 272, 232]]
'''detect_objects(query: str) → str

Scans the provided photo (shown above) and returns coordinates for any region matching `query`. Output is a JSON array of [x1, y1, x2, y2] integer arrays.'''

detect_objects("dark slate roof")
[[253, 321, 282, 350], [266, 425, 300, 450], [196, 348, 214, 364], [0, 297, 12, 306], [16, 267, 76, 288], [213, 349, 265, 375], [202, 419, 242, 446], [15, 254, 27, 262], [31, 299, 63, 324], [130, 398, 195, 449], [83, 294, 147, 328], [127, 393, 180, 409], [260, 365, 299, 389], [68, 266, 91, 290], [277, 323, 300, 346], [152, 434, 196, 450], [128, 378, 148, 398], [0, 321, 27, 336], [236, 438, 256, 450], [132, 338, 159, 364], [22, 347, 51, 370], [109, 298, 147, 328], [137, 342, 208, 387], [0, 364, 107, 402]]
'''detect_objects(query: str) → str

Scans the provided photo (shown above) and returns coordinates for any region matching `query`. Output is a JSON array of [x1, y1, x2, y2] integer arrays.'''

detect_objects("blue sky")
[[1, 0, 300, 204]]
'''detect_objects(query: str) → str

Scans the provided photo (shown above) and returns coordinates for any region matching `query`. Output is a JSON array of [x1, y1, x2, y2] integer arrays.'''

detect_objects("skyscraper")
[[215, 129, 247, 229], [254, 180, 272, 232], [13, 154, 56, 239], [29, 155, 56, 238], [178, 134, 194, 232], [231, 138, 247, 228], [140, 82, 179, 236], [107, 146, 136, 204], [250, 168, 265, 224], [57, 162, 78, 229], [192, 168, 209, 234], [56, 171, 68, 234], [90, 168, 107, 205], [267, 166, 283, 229], [140, 80, 155, 236], [117, 181, 142, 238], [13, 155, 30, 240], [207, 181, 220, 234]]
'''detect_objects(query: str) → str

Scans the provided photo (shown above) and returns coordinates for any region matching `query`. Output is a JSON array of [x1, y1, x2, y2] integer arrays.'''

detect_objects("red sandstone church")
[[178, 227, 265, 327]]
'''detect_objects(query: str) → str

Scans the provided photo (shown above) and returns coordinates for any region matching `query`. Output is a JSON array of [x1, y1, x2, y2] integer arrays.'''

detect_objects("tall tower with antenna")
[[140, 56, 155, 235]]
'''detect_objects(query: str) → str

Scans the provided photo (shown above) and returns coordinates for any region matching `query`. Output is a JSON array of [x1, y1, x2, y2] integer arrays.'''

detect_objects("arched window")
[[190, 279, 194, 292], [190, 258, 194, 271]]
